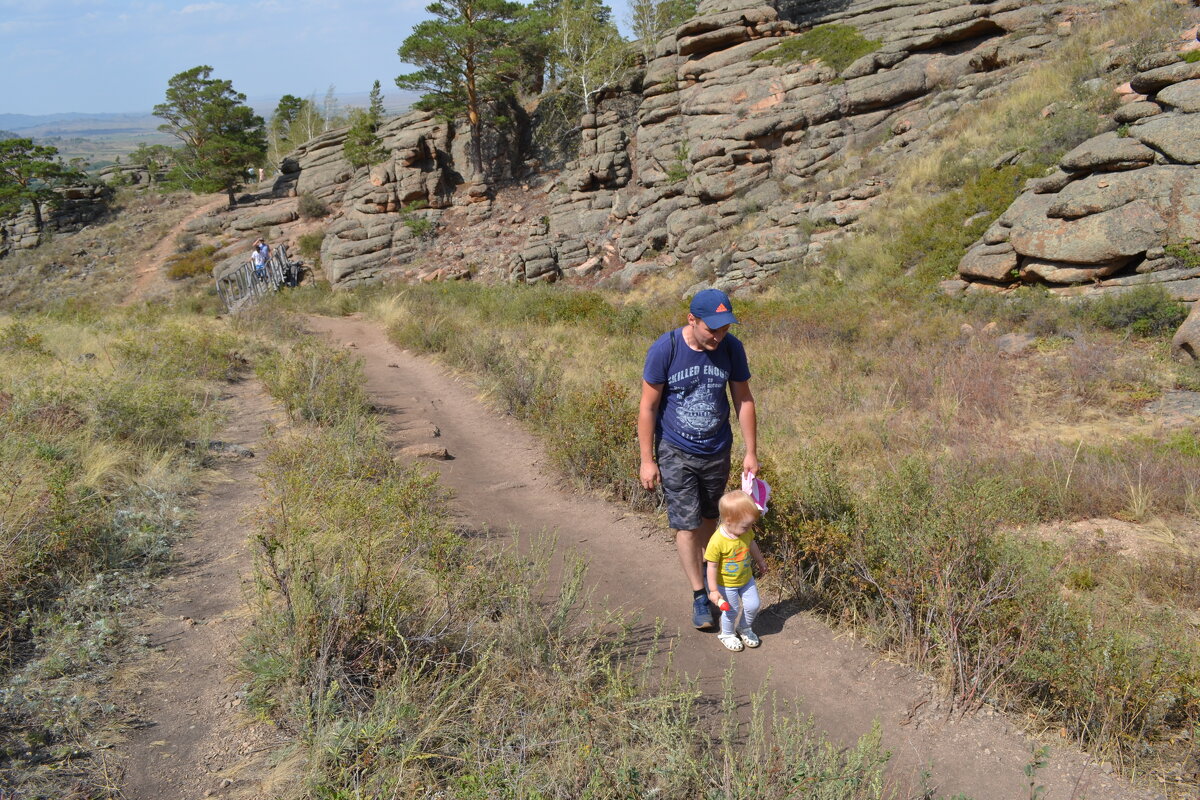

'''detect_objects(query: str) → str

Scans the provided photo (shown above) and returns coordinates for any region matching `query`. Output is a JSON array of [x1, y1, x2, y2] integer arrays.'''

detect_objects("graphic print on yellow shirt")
[[704, 526, 754, 588]]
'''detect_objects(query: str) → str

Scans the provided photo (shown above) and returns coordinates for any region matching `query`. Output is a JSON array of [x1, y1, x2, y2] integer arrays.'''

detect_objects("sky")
[[0, 0, 630, 117]]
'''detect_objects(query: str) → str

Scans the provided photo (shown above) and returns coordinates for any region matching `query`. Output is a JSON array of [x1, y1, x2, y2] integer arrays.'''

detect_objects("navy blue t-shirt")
[[643, 328, 751, 455]]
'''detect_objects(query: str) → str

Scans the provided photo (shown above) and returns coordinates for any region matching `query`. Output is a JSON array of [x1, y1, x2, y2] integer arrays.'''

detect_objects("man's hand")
[[640, 460, 660, 490], [742, 454, 759, 478]]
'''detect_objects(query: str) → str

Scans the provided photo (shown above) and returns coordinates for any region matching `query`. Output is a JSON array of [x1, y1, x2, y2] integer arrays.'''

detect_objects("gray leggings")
[[716, 578, 760, 636]]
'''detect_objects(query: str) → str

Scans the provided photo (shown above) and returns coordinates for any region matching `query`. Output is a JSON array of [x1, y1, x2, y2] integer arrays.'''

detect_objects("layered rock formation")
[[954, 47, 1200, 300], [175, 0, 1141, 295], [290, 0, 1084, 290], [0, 183, 111, 258]]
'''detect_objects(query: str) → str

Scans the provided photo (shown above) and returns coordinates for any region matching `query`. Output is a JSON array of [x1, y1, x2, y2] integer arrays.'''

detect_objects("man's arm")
[[638, 380, 664, 489], [730, 380, 758, 477]]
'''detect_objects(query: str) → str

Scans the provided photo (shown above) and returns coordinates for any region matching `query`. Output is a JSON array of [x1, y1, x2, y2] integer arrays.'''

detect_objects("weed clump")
[[165, 244, 217, 280], [752, 24, 881, 72], [297, 229, 325, 265], [255, 338, 371, 424]]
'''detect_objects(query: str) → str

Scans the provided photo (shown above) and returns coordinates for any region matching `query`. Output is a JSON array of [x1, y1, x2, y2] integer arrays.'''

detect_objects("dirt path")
[[304, 314, 1166, 800], [123, 195, 226, 306], [119, 379, 283, 800]]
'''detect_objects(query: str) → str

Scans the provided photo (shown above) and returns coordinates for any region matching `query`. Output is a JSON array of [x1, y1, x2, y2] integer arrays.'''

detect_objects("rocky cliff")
[[953, 41, 1200, 301], [192, 0, 1197, 301], [0, 183, 111, 258]]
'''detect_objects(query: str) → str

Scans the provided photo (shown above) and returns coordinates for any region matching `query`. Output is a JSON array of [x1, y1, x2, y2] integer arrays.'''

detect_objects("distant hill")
[[0, 91, 417, 168]]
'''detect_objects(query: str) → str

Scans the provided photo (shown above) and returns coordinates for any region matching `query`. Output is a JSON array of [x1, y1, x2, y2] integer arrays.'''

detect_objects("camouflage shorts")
[[656, 440, 731, 531]]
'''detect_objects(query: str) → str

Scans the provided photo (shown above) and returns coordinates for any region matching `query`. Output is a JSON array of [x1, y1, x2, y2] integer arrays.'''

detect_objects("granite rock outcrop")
[[954, 47, 1200, 303]]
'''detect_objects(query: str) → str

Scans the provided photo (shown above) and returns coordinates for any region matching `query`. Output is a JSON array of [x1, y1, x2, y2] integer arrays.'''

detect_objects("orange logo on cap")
[[716, 303, 728, 312]]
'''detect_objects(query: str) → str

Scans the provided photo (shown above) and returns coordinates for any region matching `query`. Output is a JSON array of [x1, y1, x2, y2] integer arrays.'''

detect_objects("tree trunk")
[[31, 199, 43, 231], [227, 185, 237, 209], [465, 57, 484, 179]]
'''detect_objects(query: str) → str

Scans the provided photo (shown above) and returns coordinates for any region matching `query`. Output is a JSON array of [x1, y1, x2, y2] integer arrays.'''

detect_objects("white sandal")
[[738, 628, 760, 648], [717, 633, 744, 652]]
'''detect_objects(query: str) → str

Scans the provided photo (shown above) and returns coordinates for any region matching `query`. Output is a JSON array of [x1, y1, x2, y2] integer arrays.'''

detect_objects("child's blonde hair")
[[719, 489, 761, 526]]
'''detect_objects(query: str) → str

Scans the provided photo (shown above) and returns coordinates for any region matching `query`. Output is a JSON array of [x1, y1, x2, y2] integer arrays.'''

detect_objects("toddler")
[[704, 489, 768, 652]]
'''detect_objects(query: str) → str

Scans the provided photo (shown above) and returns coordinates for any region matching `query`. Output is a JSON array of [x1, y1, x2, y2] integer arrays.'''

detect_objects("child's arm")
[[749, 540, 768, 576], [706, 560, 722, 605]]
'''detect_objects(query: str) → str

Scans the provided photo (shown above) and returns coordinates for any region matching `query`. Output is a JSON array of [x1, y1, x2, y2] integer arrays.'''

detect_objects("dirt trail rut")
[[120, 379, 281, 799], [306, 314, 1164, 800]]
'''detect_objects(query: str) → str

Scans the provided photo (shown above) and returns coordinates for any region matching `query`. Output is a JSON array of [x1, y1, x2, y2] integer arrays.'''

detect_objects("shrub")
[[164, 244, 217, 280], [297, 229, 325, 262], [1082, 285, 1188, 338], [298, 191, 330, 220], [752, 24, 881, 72], [175, 232, 199, 253], [665, 143, 689, 184], [255, 338, 371, 425]]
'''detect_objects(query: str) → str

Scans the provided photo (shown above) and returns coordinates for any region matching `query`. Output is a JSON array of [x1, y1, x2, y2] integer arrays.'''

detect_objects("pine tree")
[[396, 0, 526, 178], [153, 65, 267, 208], [0, 138, 86, 232], [344, 81, 389, 168]]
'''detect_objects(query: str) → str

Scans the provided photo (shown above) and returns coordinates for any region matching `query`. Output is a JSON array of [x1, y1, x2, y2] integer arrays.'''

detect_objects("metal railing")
[[216, 244, 296, 314]]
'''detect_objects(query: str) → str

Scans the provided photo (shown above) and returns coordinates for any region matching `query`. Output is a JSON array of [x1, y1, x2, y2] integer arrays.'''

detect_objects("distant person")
[[705, 489, 768, 652], [251, 237, 271, 283], [637, 288, 759, 631], [257, 167, 264, 183]]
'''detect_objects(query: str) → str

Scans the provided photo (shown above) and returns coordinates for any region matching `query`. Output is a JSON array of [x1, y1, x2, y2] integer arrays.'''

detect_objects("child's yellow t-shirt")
[[704, 527, 754, 588]]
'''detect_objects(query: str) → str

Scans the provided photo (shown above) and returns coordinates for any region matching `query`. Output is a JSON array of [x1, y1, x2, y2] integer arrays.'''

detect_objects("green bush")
[[1082, 285, 1188, 338], [165, 244, 217, 280], [752, 24, 881, 72], [255, 338, 371, 425], [298, 191, 330, 220], [297, 229, 325, 263]]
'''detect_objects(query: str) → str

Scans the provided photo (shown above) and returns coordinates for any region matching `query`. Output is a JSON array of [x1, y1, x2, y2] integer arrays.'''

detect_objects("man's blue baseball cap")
[[689, 288, 738, 328]]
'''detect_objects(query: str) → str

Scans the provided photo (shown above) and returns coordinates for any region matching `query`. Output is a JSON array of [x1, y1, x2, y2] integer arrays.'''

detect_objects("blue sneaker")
[[692, 595, 716, 630]]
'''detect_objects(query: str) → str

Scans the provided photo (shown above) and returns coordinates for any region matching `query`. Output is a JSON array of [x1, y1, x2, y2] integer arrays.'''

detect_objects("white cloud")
[[180, 2, 226, 13]]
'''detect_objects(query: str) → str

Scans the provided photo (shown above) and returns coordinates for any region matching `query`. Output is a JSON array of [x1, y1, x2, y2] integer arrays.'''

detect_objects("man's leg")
[[674, 517, 718, 592]]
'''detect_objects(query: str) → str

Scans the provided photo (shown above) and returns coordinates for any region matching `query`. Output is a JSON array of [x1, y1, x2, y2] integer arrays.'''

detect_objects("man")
[[251, 238, 270, 283], [638, 288, 759, 630]]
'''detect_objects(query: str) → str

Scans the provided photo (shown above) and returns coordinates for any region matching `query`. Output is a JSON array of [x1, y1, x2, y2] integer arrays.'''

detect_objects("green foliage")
[[400, 200, 436, 239], [255, 338, 372, 425], [164, 243, 217, 280], [1184, 50, 1200, 64], [1164, 240, 1200, 269], [1082, 285, 1188, 338], [298, 191, 330, 220], [0, 138, 88, 231], [396, 0, 526, 176], [343, 81, 389, 168], [129, 142, 173, 182], [549, 0, 634, 113], [752, 24, 881, 73], [666, 142, 689, 183], [0, 320, 51, 355], [830, 165, 1034, 285], [153, 65, 267, 205], [298, 229, 325, 262]]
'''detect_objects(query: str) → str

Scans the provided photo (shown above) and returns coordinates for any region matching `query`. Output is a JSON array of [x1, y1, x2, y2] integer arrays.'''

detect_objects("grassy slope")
[[1, 0, 1198, 795]]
